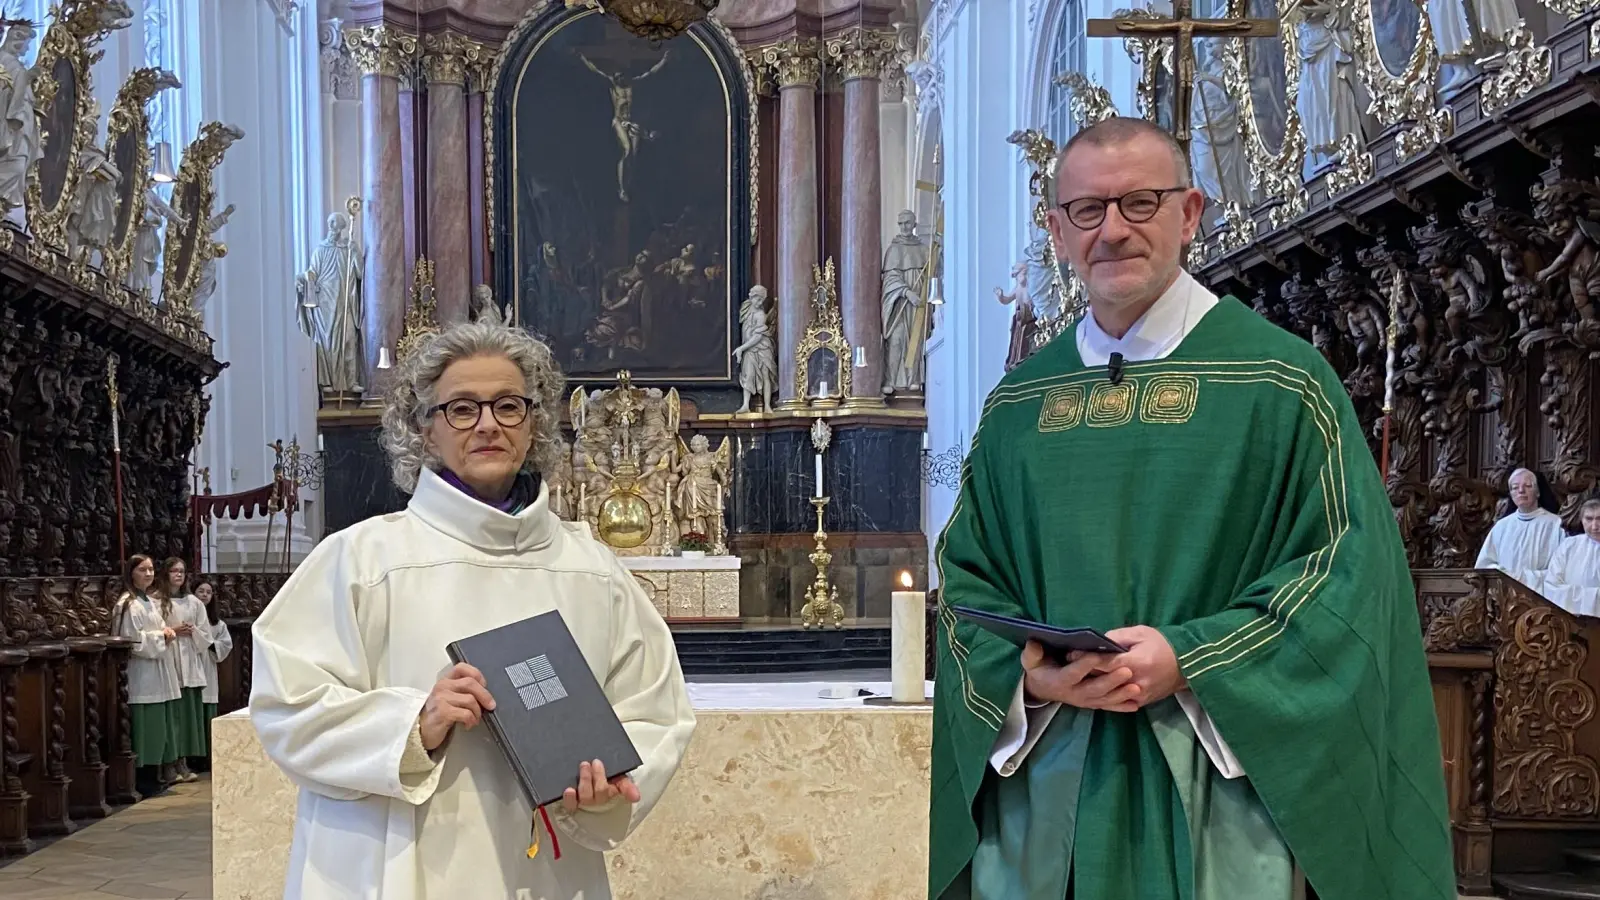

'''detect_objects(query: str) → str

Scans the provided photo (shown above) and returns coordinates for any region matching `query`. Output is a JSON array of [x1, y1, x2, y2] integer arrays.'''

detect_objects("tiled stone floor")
[[0, 779, 211, 899]]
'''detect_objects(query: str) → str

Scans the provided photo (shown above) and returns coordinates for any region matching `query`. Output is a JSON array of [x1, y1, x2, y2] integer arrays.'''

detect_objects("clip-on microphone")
[[1108, 351, 1125, 385]]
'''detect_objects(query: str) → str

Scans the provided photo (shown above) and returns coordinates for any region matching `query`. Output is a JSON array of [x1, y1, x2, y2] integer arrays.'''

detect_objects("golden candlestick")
[[800, 496, 844, 629]]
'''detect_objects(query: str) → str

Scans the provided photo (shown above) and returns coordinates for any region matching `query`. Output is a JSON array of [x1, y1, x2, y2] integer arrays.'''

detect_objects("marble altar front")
[[622, 555, 742, 621], [212, 680, 933, 899]]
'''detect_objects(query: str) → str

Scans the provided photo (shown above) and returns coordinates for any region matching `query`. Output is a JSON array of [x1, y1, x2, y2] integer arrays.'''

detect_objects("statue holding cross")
[[1087, 0, 1281, 163]]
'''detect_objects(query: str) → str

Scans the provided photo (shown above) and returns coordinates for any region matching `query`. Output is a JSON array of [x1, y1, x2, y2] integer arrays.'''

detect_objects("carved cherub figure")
[[1532, 183, 1600, 325]]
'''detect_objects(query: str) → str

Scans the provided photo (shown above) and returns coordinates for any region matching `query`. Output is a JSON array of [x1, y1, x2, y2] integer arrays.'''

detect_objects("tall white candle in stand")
[[891, 571, 927, 703], [814, 453, 823, 497]]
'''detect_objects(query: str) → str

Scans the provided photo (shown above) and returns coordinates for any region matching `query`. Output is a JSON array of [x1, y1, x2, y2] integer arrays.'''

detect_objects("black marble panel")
[[728, 424, 921, 534], [323, 426, 408, 535]]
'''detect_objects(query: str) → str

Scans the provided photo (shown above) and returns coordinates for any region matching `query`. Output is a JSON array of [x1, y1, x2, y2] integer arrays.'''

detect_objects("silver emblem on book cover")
[[506, 654, 567, 711]]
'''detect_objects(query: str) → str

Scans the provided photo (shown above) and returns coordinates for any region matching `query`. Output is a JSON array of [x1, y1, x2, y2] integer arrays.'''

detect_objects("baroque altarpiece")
[[1004, 0, 1600, 891], [316, 1, 934, 626]]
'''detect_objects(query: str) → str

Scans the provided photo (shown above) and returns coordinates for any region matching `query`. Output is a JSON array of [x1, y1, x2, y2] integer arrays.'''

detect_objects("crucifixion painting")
[[578, 49, 670, 203]]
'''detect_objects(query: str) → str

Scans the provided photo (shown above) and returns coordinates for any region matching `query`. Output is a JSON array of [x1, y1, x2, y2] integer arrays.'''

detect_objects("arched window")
[[1043, 0, 1086, 146]]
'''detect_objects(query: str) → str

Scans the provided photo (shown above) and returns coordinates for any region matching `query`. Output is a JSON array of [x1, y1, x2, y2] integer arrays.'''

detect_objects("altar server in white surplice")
[[1475, 468, 1566, 583], [1539, 500, 1600, 619], [249, 320, 696, 900]]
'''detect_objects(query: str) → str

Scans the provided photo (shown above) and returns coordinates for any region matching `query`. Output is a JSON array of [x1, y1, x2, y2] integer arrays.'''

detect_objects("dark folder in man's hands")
[[446, 610, 641, 808], [950, 605, 1128, 655]]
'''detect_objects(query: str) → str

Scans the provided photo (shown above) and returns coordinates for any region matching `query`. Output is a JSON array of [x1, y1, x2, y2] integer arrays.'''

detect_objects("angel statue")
[[66, 102, 121, 265], [674, 433, 729, 553], [192, 202, 236, 311]]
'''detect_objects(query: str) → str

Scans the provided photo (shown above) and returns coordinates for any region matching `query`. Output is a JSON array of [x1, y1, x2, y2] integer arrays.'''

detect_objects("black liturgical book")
[[446, 610, 641, 809]]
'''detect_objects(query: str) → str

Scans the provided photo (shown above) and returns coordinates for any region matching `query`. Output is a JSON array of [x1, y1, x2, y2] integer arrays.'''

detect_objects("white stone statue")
[[130, 189, 170, 297], [66, 104, 122, 265], [732, 284, 776, 414], [0, 21, 36, 218], [296, 211, 365, 395], [192, 202, 235, 311], [882, 209, 931, 394], [1190, 64, 1251, 213], [1428, 0, 1476, 95], [1297, 0, 1366, 171], [471, 283, 503, 324], [1474, 0, 1521, 47]]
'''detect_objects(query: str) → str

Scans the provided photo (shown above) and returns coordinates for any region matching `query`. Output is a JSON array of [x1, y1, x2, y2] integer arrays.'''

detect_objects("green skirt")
[[172, 688, 209, 759], [130, 700, 179, 767], [203, 701, 217, 753]]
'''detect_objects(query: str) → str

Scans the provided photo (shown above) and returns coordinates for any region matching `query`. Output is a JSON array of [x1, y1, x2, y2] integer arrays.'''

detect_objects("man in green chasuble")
[[928, 117, 1454, 900]]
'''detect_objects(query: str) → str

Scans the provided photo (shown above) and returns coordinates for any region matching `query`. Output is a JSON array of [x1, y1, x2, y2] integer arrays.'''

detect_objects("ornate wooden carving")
[[1425, 570, 1498, 652], [1491, 583, 1600, 819], [0, 646, 28, 854]]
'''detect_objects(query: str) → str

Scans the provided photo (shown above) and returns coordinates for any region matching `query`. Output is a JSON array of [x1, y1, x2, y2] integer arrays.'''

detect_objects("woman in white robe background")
[[112, 553, 183, 798], [250, 319, 696, 900], [195, 580, 233, 757], [160, 556, 209, 783], [1539, 499, 1600, 619], [1475, 467, 1567, 585]]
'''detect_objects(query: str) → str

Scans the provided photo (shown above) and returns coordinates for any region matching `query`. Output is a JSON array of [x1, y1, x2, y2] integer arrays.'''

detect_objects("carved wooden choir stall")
[[0, 3, 259, 855]]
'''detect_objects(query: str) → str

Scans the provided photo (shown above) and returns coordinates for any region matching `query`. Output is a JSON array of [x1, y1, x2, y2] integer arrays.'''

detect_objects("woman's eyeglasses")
[[429, 396, 534, 431]]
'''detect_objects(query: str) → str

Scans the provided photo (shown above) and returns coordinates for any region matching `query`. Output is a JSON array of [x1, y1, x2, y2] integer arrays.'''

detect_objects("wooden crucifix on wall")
[[1086, 0, 1280, 161]]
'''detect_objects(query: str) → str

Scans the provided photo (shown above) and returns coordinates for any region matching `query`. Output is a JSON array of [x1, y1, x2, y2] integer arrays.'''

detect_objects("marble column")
[[424, 34, 471, 324], [829, 29, 895, 402], [764, 40, 821, 405], [347, 26, 416, 384]]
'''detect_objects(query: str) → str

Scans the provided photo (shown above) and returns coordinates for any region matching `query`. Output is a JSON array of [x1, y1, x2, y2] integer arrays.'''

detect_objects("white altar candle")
[[317, 433, 325, 453], [891, 571, 927, 703], [819, 379, 828, 398], [814, 453, 823, 497]]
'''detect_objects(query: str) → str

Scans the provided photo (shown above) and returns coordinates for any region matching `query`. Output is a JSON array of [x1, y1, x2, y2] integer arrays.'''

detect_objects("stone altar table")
[[622, 555, 742, 622], [212, 680, 933, 899]]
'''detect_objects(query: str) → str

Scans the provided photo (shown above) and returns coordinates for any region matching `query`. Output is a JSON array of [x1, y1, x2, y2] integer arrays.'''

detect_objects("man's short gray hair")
[[1053, 117, 1192, 195], [378, 320, 565, 493]]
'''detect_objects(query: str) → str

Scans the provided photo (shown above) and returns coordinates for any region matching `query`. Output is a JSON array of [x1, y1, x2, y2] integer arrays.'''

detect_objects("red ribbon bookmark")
[[527, 806, 562, 861]]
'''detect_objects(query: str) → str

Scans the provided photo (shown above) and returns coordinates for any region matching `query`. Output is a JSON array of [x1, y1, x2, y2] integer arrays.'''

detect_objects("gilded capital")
[[824, 28, 897, 82], [345, 25, 419, 80], [751, 38, 822, 89], [422, 33, 470, 86], [461, 39, 499, 94]]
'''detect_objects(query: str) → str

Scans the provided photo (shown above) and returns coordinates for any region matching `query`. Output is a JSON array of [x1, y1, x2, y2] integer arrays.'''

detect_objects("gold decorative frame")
[[794, 257, 853, 404], [101, 67, 177, 289], [26, 17, 95, 251], [1478, 23, 1551, 116], [160, 121, 243, 315], [396, 257, 440, 361], [1223, 0, 1308, 226], [483, 4, 760, 248], [1350, 0, 1451, 162]]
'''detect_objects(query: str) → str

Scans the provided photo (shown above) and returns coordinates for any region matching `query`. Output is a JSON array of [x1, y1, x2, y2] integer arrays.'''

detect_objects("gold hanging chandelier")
[[566, 0, 718, 42]]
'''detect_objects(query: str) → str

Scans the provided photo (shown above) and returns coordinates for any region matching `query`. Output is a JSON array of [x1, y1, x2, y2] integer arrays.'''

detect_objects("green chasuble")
[[929, 297, 1454, 900]]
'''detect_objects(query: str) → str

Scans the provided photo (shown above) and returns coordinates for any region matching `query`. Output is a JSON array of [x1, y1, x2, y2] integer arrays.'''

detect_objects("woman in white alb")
[[159, 556, 211, 780], [194, 580, 234, 752], [249, 317, 696, 900], [112, 554, 182, 798]]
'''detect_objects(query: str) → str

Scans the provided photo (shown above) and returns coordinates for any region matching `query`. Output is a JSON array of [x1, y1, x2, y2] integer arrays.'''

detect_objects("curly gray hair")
[[379, 320, 565, 493]]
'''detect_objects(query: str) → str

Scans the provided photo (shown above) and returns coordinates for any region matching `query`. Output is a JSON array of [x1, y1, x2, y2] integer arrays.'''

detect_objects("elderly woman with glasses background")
[[248, 318, 696, 900]]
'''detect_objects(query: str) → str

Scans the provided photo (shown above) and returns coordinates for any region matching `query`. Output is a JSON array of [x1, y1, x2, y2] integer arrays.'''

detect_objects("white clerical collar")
[[1077, 269, 1219, 366], [408, 466, 556, 553]]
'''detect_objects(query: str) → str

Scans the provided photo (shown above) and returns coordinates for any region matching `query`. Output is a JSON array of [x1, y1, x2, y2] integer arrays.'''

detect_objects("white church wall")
[[183, 0, 322, 570]]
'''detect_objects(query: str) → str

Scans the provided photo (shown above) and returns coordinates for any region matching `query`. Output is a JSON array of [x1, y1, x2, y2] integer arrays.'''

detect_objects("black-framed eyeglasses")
[[1058, 188, 1187, 229], [429, 396, 534, 431]]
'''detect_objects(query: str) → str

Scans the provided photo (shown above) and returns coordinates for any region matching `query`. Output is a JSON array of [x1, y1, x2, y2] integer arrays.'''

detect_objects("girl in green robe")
[[112, 554, 182, 798]]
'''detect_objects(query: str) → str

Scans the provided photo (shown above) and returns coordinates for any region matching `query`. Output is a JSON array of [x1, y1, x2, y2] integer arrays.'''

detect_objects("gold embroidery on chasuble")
[[1138, 374, 1200, 424], [1037, 384, 1086, 432], [1086, 381, 1137, 428]]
